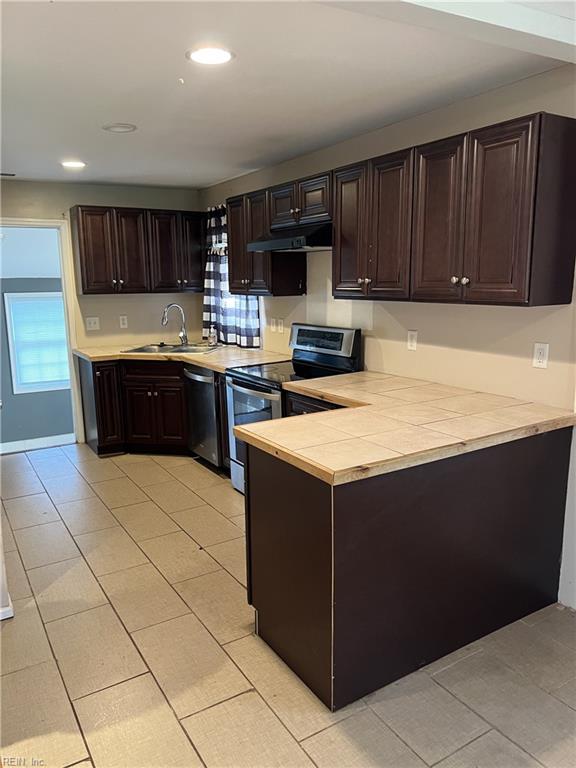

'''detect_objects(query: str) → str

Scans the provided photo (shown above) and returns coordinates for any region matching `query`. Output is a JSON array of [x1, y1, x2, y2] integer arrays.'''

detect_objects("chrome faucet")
[[161, 303, 188, 345]]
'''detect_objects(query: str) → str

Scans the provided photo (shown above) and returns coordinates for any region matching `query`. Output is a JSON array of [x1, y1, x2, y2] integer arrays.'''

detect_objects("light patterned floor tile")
[[26, 447, 65, 463], [366, 670, 488, 764], [4, 492, 59, 529], [133, 612, 250, 718], [121, 461, 174, 487], [230, 513, 246, 532], [434, 651, 576, 768], [112, 500, 179, 541], [57, 496, 119, 535], [30, 455, 79, 481], [4, 549, 32, 600], [302, 709, 426, 768], [435, 730, 541, 768], [196, 482, 245, 519], [482, 620, 576, 691], [60, 442, 99, 464], [531, 605, 576, 652], [76, 458, 126, 483], [98, 563, 189, 631], [27, 557, 108, 623], [0, 452, 32, 474], [74, 674, 202, 768], [0, 597, 53, 675], [74, 526, 148, 576], [0, 661, 88, 768], [15, 521, 80, 570], [42, 474, 96, 505], [2, 512, 17, 552], [46, 604, 146, 700], [139, 531, 220, 584], [206, 538, 247, 586], [175, 569, 254, 644], [150, 454, 198, 468], [109, 453, 157, 467], [91, 477, 148, 508], [553, 678, 576, 710], [226, 634, 365, 741], [0, 470, 44, 500], [182, 691, 313, 768], [168, 461, 229, 491], [172, 504, 243, 548], [145, 480, 206, 514]]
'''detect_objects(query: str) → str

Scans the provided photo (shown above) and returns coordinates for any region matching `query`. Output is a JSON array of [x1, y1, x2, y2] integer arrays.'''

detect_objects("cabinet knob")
[[294, 208, 301, 214], [177, 279, 182, 285], [289, 208, 294, 215], [460, 277, 470, 285], [154, 391, 158, 397], [95, 371, 101, 377], [147, 391, 152, 397], [112, 279, 117, 285], [183, 279, 188, 285], [365, 277, 372, 284], [357, 277, 364, 284], [119, 279, 124, 286], [450, 276, 460, 285]]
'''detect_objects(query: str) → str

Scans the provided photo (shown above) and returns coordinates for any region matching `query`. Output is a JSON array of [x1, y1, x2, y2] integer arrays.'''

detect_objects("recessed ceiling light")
[[61, 160, 86, 169], [102, 123, 138, 133], [186, 47, 233, 65]]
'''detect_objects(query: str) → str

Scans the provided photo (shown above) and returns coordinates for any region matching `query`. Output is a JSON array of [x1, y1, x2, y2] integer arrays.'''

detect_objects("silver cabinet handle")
[[226, 379, 281, 401], [460, 277, 470, 285], [183, 369, 214, 384], [450, 276, 460, 285]]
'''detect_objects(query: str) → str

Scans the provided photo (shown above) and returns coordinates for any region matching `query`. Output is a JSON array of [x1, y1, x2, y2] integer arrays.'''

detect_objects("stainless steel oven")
[[226, 378, 282, 493]]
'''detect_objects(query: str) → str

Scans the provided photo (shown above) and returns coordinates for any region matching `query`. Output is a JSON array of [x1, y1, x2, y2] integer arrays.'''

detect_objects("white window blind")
[[4, 292, 70, 394]]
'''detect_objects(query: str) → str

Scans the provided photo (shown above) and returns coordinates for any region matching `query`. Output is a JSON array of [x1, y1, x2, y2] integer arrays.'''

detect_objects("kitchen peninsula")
[[235, 372, 575, 710]]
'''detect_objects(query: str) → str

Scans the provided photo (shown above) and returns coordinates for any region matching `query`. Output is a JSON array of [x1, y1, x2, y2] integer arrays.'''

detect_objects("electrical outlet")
[[532, 342, 549, 369], [119, 315, 128, 329], [277, 319, 284, 334], [407, 330, 418, 351], [85, 316, 100, 331], [270, 318, 277, 332]]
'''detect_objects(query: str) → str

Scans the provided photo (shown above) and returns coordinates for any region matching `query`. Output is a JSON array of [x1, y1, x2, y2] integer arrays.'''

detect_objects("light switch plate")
[[278, 319, 284, 334], [119, 315, 128, 329], [85, 316, 100, 331], [407, 330, 418, 351], [533, 342, 549, 369], [270, 318, 277, 332]]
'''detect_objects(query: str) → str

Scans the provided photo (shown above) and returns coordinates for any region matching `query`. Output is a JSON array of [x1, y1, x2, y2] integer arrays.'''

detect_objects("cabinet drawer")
[[121, 360, 183, 381], [283, 392, 343, 417]]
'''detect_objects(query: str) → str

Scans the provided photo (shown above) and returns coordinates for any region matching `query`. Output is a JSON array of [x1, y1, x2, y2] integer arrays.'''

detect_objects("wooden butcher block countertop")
[[235, 371, 576, 486]]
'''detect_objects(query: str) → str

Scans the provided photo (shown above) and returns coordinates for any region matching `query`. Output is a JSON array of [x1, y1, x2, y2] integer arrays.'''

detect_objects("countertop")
[[235, 372, 576, 485], [72, 345, 290, 374]]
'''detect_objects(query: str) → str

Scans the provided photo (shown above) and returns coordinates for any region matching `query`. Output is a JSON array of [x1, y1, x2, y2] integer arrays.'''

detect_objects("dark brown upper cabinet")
[[114, 208, 150, 293], [332, 163, 368, 297], [269, 174, 332, 230], [269, 183, 298, 229], [71, 207, 117, 294], [411, 135, 467, 302], [72, 205, 205, 296], [226, 192, 306, 297], [366, 150, 413, 299], [148, 210, 182, 292]]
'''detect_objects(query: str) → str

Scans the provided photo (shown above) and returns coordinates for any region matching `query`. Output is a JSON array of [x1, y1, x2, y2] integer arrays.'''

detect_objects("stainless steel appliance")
[[184, 364, 221, 467], [225, 323, 362, 493]]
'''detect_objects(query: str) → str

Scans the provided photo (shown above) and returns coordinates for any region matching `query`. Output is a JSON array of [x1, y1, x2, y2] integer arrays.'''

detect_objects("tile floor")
[[1, 443, 576, 768]]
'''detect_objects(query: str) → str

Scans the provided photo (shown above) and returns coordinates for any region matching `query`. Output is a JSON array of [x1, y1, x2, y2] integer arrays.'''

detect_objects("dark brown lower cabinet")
[[123, 383, 156, 445], [246, 428, 572, 710], [154, 383, 188, 446], [283, 391, 343, 416], [78, 359, 124, 455]]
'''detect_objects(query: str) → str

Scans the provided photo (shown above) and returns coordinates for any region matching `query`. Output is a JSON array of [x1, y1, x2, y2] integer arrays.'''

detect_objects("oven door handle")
[[226, 379, 282, 402]]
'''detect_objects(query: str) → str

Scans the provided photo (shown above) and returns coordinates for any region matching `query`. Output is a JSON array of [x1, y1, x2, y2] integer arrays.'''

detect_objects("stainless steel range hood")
[[246, 223, 332, 252]]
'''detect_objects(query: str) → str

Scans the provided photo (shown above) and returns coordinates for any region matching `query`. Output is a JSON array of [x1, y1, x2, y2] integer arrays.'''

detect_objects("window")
[[4, 292, 70, 394]]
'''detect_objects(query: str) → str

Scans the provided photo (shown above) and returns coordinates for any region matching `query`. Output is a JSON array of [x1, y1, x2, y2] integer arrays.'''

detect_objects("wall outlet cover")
[[407, 330, 418, 351], [85, 316, 100, 331], [532, 342, 549, 369], [278, 319, 284, 333], [270, 318, 277, 332], [119, 315, 128, 329]]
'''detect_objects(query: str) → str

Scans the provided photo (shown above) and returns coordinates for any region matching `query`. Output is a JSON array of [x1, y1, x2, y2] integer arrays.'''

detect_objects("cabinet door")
[[411, 135, 467, 302], [367, 150, 413, 299], [246, 191, 272, 295], [180, 212, 204, 292], [73, 207, 117, 294], [148, 211, 182, 292], [463, 116, 538, 304], [332, 164, 367, 297], [227, 196, 248, 294], [123, 384, 156, 444], [297, 174, 331, 225], [114, 208, 150, 293], [94, 363, 124, 447], [269, 183, 298, 229], [154, 383, 188, 446]]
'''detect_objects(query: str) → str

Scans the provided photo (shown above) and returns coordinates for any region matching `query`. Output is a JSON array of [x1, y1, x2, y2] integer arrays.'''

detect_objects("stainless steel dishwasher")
[[183, 364, 221, 467]]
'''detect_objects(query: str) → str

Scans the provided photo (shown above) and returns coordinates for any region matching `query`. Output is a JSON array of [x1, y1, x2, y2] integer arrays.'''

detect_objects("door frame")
[[0, 216, 84, 444]]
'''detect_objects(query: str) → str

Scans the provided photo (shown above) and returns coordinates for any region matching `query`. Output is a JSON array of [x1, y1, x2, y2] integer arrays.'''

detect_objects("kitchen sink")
[[124, 343, 218, 355]]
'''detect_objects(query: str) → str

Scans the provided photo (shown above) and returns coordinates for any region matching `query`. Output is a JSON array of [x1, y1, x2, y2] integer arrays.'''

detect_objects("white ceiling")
[[517, 2, 576, 20], [1, 1, 565, 188]]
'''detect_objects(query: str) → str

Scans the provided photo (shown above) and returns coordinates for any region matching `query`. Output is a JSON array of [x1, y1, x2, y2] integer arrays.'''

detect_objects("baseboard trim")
[[0, 599, 14, 621], [0, 433, 76, 455]]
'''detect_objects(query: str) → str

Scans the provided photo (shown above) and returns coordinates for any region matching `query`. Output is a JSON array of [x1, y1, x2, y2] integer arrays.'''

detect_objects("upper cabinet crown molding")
[[70, 205, 205, 296]]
